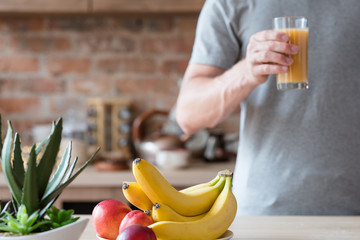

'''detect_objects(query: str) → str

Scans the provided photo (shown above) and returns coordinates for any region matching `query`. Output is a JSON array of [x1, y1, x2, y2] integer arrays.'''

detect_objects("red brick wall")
[[0, 14, 239, 143]]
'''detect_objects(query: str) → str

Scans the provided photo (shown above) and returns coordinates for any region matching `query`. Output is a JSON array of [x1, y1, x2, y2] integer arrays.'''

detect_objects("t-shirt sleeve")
[[190, 0, 241, 70]]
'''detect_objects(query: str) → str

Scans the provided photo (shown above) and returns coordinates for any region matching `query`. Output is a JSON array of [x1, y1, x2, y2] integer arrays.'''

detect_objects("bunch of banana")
[[122, 158, 237, 240], [122, 175, 220, 214], [122, 181, 153, 212]]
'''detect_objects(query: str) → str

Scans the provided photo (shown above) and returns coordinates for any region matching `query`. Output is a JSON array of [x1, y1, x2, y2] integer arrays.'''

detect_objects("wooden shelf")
[[0, 0, 204, 14], [92, 0, 205, 13], [0, 0, 89, 13]]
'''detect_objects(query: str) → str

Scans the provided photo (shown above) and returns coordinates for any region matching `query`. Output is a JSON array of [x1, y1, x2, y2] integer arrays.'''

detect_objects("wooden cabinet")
[[0, 0, 205, 13]]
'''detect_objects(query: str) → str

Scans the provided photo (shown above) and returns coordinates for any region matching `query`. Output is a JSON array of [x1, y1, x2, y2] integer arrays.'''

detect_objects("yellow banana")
[[132, 158, 226, 216], [122, 181, 153, 212], [152, 202, 206, 222], [149, 175, 237, 240], [180, 174, 220, 193], [122, 175, 219, 212]]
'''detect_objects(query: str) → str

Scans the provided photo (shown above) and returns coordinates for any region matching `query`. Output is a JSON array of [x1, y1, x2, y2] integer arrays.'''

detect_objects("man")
[[176, 0, 360, 215]]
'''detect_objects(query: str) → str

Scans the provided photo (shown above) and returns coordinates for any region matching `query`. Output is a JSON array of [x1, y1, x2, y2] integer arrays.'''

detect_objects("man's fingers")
[[252, 30, 289, 42], [252, 64, 288, 76], [252, 41, 299, 55], [249, 51, 293, 66], [245, 30, 297, 81]]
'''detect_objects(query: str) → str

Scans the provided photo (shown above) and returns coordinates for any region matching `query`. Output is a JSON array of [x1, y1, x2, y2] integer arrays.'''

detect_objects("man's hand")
[[245, 30, 299, 85]]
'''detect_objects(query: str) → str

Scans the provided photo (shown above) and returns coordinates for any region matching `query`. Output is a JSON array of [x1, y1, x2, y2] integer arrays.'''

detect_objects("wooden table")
[[79, 215, 360, 240]]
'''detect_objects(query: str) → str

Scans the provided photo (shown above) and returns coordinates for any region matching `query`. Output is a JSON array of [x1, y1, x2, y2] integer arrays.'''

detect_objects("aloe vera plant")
[[0, 116, 100, 234], [0, 205, 49, 235], [44, 205, 79, 229]]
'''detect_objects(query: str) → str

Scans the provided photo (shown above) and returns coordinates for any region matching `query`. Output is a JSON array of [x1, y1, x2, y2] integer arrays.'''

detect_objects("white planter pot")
[[0, 218, 89, 240]]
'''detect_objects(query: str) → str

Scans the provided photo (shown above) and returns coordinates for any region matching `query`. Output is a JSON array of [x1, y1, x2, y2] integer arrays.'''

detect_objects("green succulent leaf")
[[58, 209, 69, 222], [0, 205, 49, 235], [26, 209, 41, 227], [45, 206, 78, 229], [1, 121, 22, 205], [36, 118, 62, 198], [27, 220, 51, 234], [4, 212, 19, 232], [39, 147, 100, 210], [0, 201, 11, 219], [44, 142, 72, 197], [39, 197, 58, 219], [0, 225, 15, 233], [17, 205, 28, 225], [39, 154, 77, 216], [12, 133, 25, 189], [21, 145, 39, 216], [63, 156, 78, 183], [53, 222, 61, 228]]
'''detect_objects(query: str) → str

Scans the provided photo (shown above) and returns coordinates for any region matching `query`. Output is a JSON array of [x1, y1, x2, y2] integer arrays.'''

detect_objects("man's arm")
[[176, 30, 299, 135]]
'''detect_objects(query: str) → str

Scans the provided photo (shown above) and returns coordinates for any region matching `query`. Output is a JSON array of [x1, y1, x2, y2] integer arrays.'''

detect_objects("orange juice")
[[276, 28, 308, 88]]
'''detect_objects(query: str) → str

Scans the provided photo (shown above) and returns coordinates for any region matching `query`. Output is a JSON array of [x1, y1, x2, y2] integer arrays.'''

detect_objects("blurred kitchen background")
[[0, 0, 239, 213]]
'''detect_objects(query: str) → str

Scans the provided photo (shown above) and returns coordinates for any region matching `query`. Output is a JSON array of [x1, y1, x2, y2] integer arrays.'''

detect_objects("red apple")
[[92, 199, 132, 240], [116, 224, 157, 240], [119, 210, 154, 233]]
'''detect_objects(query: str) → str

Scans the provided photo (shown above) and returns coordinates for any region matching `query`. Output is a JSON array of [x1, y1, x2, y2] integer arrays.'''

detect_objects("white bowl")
[[97, 235, 108, 240], [0, 218, 89, 240], [155, 149, 190, 170], [217, 230, 233, 240]]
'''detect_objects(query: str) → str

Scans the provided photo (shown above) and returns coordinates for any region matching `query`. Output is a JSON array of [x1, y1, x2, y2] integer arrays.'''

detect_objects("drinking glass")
[[273, 16, 308, 90]]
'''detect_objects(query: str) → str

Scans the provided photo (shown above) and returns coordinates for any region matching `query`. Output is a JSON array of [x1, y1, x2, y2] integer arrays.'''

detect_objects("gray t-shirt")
[[190, 0, 360, 215]]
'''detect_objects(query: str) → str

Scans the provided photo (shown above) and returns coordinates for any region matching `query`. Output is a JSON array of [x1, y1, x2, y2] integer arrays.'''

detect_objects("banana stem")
[[122, 182, 129, 190], [217, 169, 233, 177]]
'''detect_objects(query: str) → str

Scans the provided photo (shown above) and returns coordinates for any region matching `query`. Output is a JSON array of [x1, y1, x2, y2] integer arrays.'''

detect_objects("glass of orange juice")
[[273, 16, 308, 90]]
